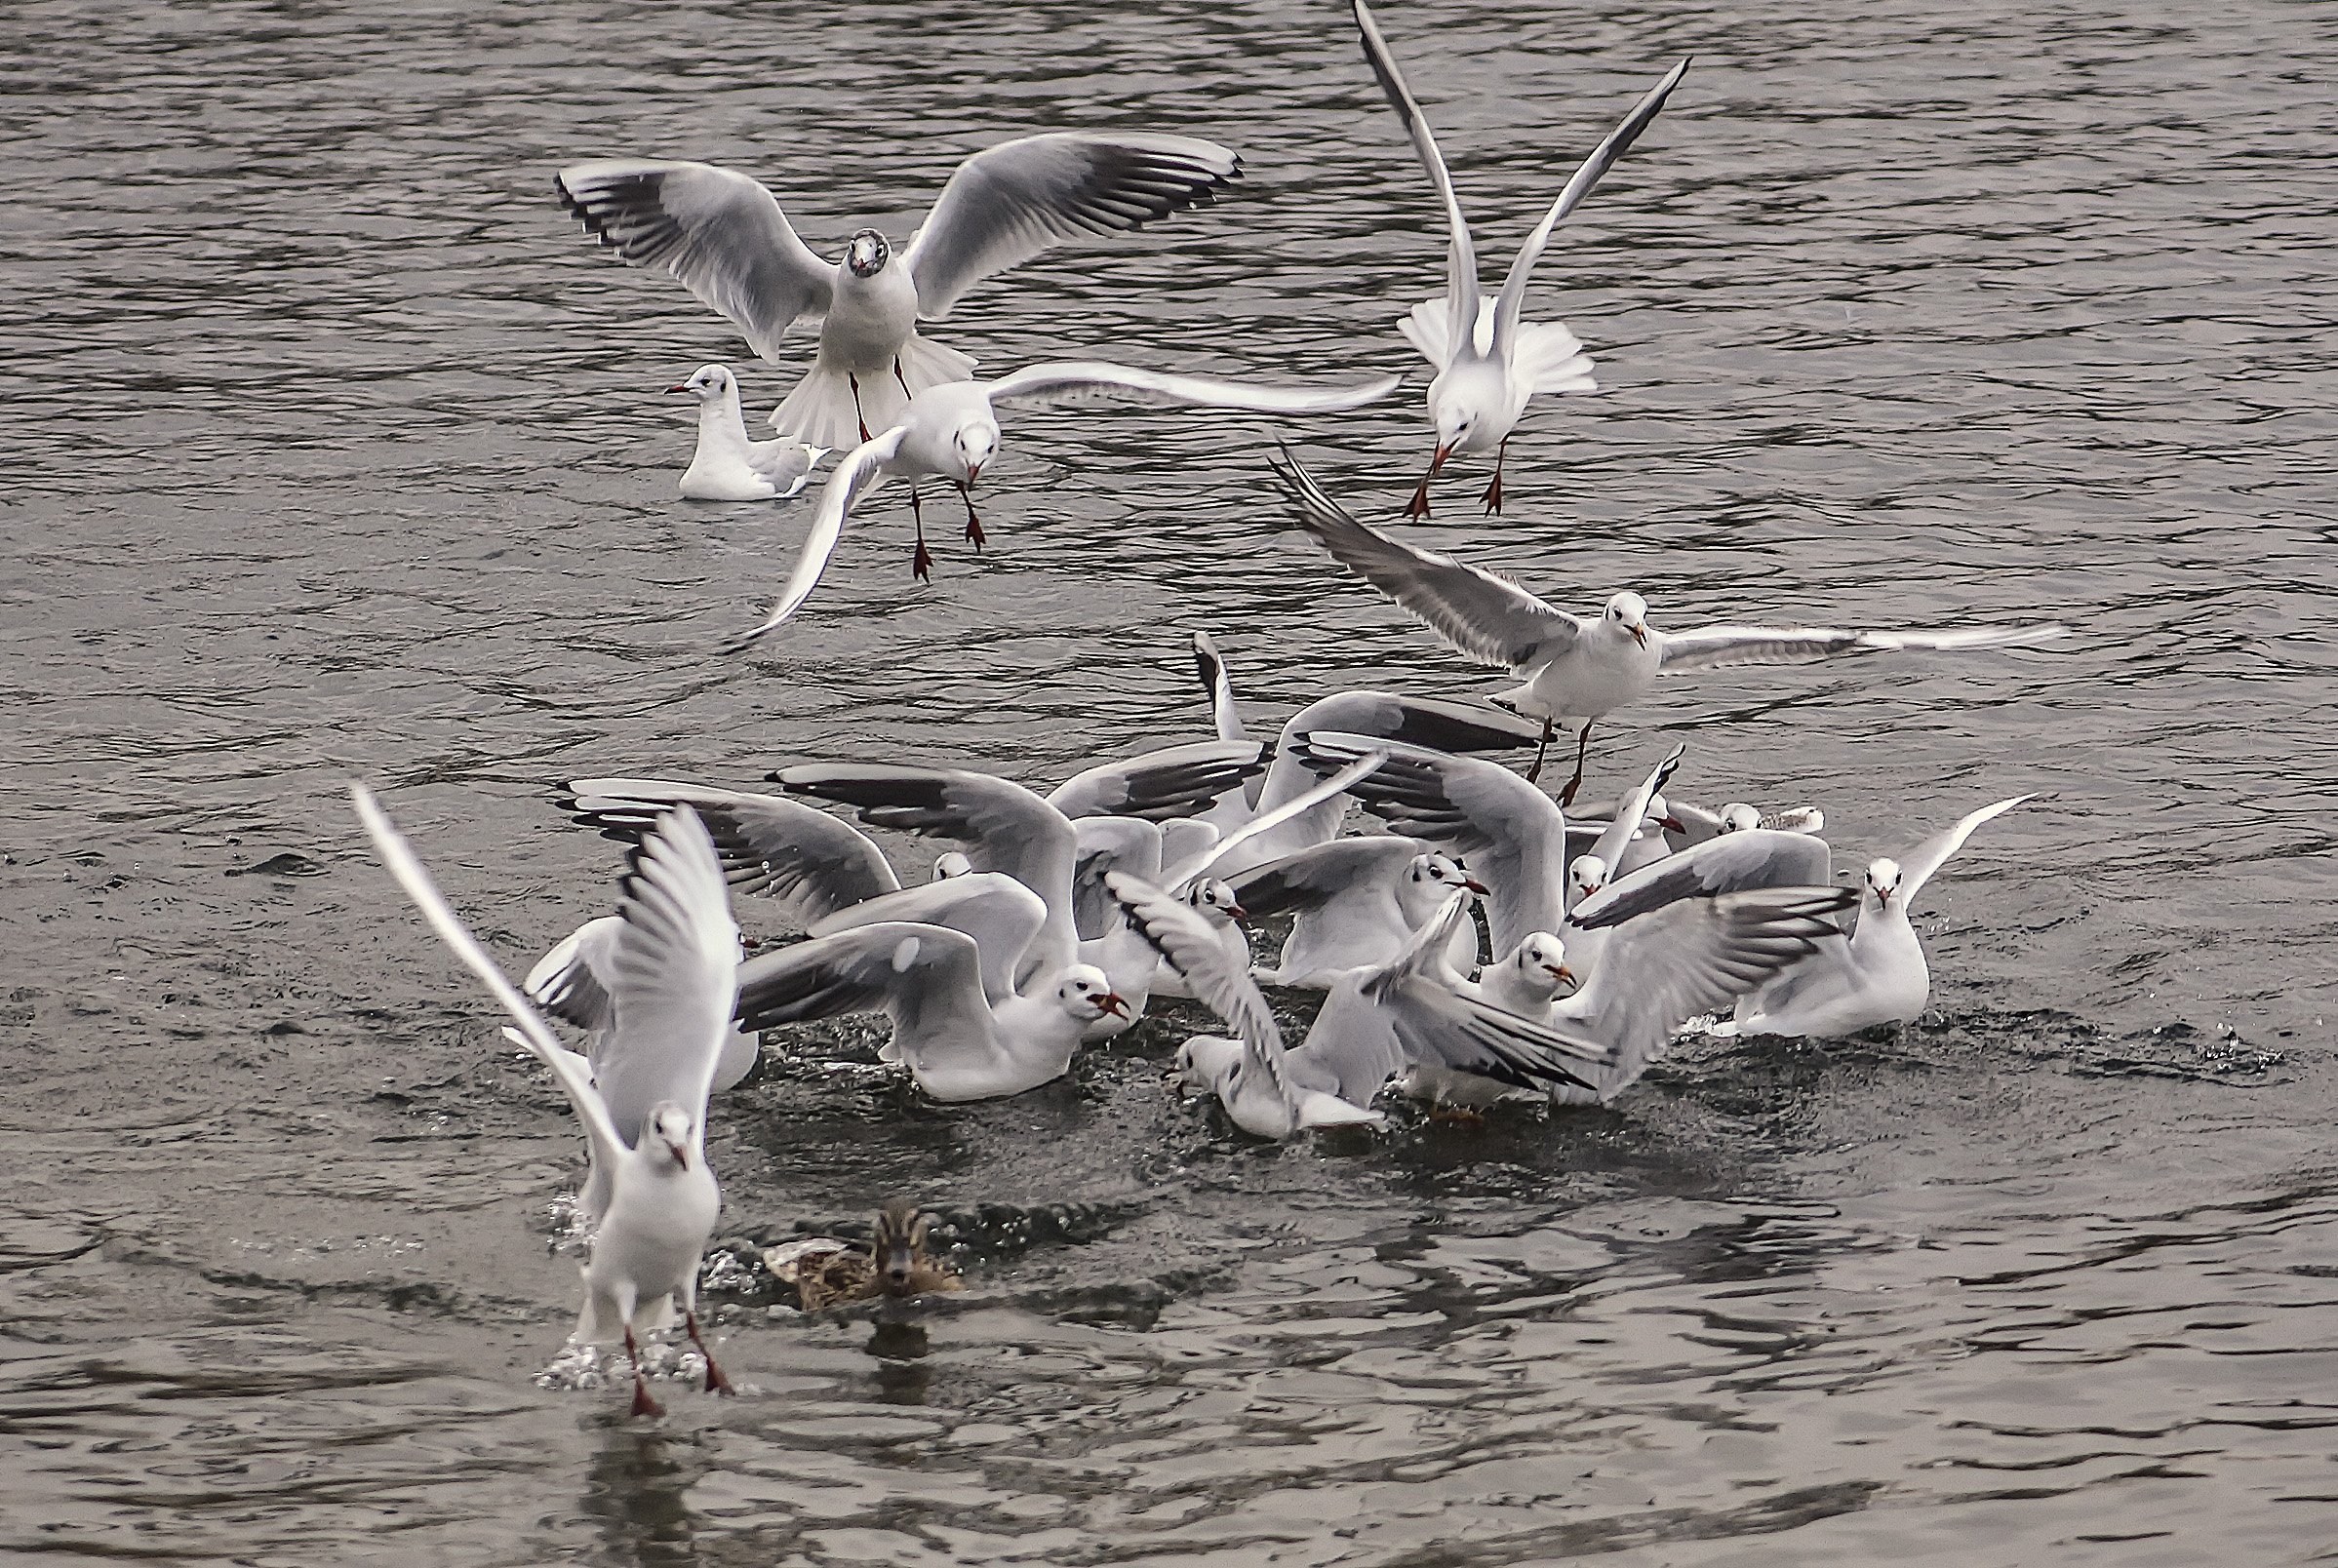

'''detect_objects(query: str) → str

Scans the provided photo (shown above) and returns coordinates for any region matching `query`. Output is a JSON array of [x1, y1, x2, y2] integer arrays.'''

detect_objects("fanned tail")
[[769, 333, 976, 448], [1515, 320, 1597, 396]]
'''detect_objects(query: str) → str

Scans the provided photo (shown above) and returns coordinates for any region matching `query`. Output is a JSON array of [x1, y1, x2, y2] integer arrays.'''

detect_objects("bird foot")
[[1479, 473, 1503, 515], [687, 1312, 733, 1395], [629, 1378, 664, 1419], [912, 539, 934, 583], [1406, 479, 1432, 520], [964, 512, 985, 550], [1558, 773, 1584, 807]]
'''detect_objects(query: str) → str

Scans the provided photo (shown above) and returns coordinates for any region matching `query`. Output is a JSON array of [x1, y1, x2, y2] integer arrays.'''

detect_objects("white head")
[[643, 1102, 695, 1171], [1509, 931, 1575, 995], [1718, 803, 1763, 834], [845, 228, 891, 279], [1187, 878, 1247, 929], [1604, 591, 1649, 647], [1865, 857, 1905, 910], [1567, 852, 1606, 903], [951, 413, 999, 485], [933, 850, 973, 881], [1054, 964, 1129, 1023], [1402, 851, 1486, 920], [669, 365, 733, 403]]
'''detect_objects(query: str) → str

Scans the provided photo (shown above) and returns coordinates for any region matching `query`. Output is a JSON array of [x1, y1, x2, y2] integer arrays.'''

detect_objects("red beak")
[[1098, 992, 1129, 1018], [966, 462, 982, 483], [1552, 964, 1577, 984], [1462, 877, 1490, 895], [1227, 904, 1250, 926], [1430, 444, 1451, 474], [666, 383, 691, 394], [667, 1142, 690, 1168], [1659, 817, 1684, 833]]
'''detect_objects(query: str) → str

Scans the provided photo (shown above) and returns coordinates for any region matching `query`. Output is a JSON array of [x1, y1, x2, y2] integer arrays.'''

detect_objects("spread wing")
[[1898, 794, 2040, 904], [1227, 836, 1426, 919], [1106, 871, 1287, 1100], [1047, 739, 1264, 822], [526, 916, 620, 1033], [1490, 59, 1690, 354], [985, 360, 1398, 414], [1584, 743, 1685, 886], [904, 132, 1239, 319], [1350, 0, 1478, 365], [808, 873, 1050, 1009], [725, 425, 906, 649], [733, 920, 990, 1049], [1569, 828, 1833, 930], [562, 778, 899, 927], [1655, 621, 2065, 674], [554, 159, 831, 360], [1161, 749, 1387, 890], [1265, 447, 1585, 671]]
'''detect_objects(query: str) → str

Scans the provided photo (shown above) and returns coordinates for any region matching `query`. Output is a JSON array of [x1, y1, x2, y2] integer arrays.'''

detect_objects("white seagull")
[[1720, 794, 2040, 1040], [1350, 0, 1689, 517], [556, 133, 1239, 450], [668, 366, 825, 501], [727, 361, 1398, 646], [1228, 836, 1486, 989], [1268, 449, 2065, 804], [352, 788, 742, 1418]]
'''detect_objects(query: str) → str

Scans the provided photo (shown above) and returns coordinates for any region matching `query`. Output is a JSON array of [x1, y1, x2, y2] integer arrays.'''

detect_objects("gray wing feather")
[[904, 133, 1239, 319], [1349, 0, 1479, 365], [526, 917, 619, 1033], [1265, 448, 1583, 670], [1106, 871, 1288, 1097], [986, 360, 1398, 414], [733, 920, 989, 1046], [554, 159, 831, 360], [1227, 836, 1426, 918], [1047, 739, 1264, 822], [1898, 794, 2040, 904], [1656, 621, 2065, 674], [1570, 828, 1832, 929], [563, 777, 900, 926], [808, 873, 1049, 1009]]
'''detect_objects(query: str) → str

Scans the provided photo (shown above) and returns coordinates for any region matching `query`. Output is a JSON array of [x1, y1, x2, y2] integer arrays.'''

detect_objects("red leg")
[[958, 482, 985, 549], [1523, 716, 1555, 784], [1558, 722, 1595, 808], [1479, 440, 1507, 515], [849, 373, 871, 445], [624, 1327, 663, 1419], [909, 489, 933, 583], [892, 356, 913, 398], [685, 1310, 733, 1395], [1406, 469, 1433, 520]]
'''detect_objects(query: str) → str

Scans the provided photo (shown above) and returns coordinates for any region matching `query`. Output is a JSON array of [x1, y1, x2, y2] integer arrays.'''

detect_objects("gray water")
[[4, 0, 2335, 1561]]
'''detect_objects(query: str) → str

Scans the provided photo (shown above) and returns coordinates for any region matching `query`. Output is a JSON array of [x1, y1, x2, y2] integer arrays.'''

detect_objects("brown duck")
[[779, 1198, 963, 1312]]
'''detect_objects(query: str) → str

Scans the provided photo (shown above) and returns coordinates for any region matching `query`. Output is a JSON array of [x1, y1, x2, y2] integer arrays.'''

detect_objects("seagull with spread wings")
[[557, 132, 1239, 451], [1266, 449, 2065, 804]]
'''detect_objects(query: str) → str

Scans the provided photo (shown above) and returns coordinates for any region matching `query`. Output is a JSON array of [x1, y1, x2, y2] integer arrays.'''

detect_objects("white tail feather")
[[770, 333, 976, 448], [1514, 321, 1597, 396]]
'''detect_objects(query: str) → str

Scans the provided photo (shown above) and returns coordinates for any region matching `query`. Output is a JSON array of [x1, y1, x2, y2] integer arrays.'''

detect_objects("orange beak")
[[1551, 963, 1576, 985], [666, 1141, 690, 1168], [1628, 625, 1647, 648], [1430, 444, 1451, 474], [1097, 992, 1129, 1018]]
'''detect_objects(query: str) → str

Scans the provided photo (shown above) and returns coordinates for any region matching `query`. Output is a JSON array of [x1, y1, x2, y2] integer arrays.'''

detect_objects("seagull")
[[1659, 799, 1826, 848], [733, 871, 1127, 1102], [555, 133, 1239, 450], [668, 366, 826, 501], [1349, 0, 1689, 517], [727, 362, 1399, 645], [1266, 448, 2066, 804], [1111, 876, 1606, 1138], [351, 788, 742, 1418], [1718, 794, 2040, 1040], [1229, 836, 1486, 989]]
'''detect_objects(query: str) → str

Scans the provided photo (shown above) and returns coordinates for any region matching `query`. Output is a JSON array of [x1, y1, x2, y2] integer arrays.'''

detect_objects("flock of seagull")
[[354, 2, 2064, 1414]]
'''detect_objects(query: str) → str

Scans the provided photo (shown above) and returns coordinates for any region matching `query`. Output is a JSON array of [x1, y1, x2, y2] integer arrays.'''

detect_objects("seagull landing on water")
[[1265, 448, 2067, 805], [724, 362, 1397, 648], [669, 366, 825, 502], [555, 133, 1239, 451], [1349, 0, 1689, 519]]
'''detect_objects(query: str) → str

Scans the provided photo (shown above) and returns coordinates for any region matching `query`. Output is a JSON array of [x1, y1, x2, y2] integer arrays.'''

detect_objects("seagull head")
[[1515, 931, 1575, 991], [1568, 852, 1605, 902], [932, 850, 973, 881], [1866, 857, 1905, 909], [845, 228, 891, 278], [1647, 793, 1687, 834], [1058, 964, 1129, 1021], [1718, 803, 1762, 834], [1419, 851, 1488, 898], [872, 1197, 929, 1291], [1432, 395, 1490, 463], [1605, 591, 1649, 647], [1188, 878, 1248, 928], [951, 416, 998, 484], [645, 1103, 695, 1171], [669, 365, 730, 401]]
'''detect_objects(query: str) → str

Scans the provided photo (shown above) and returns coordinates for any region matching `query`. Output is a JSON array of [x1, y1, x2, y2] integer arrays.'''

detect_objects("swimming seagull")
[[351, 787, 742, 1418], [1714, 794, 2041, 1040], [1230, 836, 1486, 989], [667, 366, 826, 501], [555, 133, 1239, 450], [726, 362, 1398, 646], [1266, 448, 2066, 803], [1349, 0, 1689, 517]]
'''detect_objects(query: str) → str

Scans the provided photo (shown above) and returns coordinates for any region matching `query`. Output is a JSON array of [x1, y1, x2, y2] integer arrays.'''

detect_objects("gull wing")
[[985, 360, 1398, 414], [1655, 620, 2065, 674], [809, 873, 1050, 1008], [587, 809, 746, 1150], [1107, 871, 1288, 1100], [554, 160, 830, 360], [726, 425, 906, 649], [1227, 836, 1428, 919], [563, 778, 899, 926], [1490, 59, 1691, 355], [733, 921, 991, 1053], [351, 785, 626, 1173], [526, 916, 620, 1033], [1275, 689, 1544, 755], [1898, 794, 2040, 905], [1047, 738, 1264, 822], [1162, 749, 1387, 890], [1557, 886, 1852, 1076], [1266, 447, 1585, 671], [904, 132, 1239, 319], [1569, 828, 1833, 929], [1585, 743, 1685, 885], [1295, 731, 1566, 955], [1193, 631, 1251, 750], [1350, 0, 1479, 365]]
